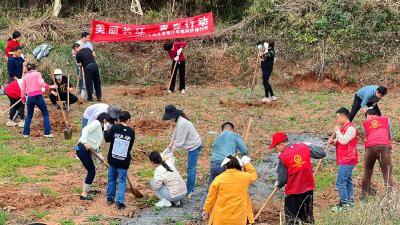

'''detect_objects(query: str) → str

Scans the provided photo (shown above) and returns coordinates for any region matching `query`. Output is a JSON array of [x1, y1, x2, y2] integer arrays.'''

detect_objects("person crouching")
[[49, 69, 78, 109], [4, 78, 25, 127], [149, 151, 187, 208]]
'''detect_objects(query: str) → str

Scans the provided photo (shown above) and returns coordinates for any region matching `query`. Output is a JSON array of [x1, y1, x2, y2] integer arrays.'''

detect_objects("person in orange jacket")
[[270, 132, 325, 225], [202, 155, 257, 225]]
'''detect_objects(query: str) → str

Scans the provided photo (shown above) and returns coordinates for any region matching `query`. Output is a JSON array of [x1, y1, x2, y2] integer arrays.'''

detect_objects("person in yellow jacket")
[[202, 155, 257, 225]]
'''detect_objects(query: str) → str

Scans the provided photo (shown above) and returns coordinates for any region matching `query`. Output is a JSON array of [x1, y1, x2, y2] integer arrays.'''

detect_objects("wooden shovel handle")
[[313, 132, 335, 176], [254, 187, 278, 220], [87, 148, 143, 198]]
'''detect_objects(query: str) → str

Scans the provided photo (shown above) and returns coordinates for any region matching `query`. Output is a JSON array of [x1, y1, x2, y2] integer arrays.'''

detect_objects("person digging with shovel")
[[327, 107, 358, 212], [75, 112, 109, 200], [257, 39, 277, 103], [104, 111, 135, 209], [361, 109, 393, 199], [202, 155, 256, 225], [269, 132, 325, 225], [49, 69, 78, 110], [21, 63, 57, 138], [164, 41, 187, 94], [81, 103, 121, 130], [4, 78, 25, 127]]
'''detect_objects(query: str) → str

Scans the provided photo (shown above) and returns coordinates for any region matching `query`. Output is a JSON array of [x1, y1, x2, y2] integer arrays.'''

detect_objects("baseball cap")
[[269, 132, 288, 149]]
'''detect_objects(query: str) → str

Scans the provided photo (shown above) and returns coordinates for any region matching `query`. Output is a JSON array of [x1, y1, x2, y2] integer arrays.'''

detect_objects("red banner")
[[90, 12, 214, 42]]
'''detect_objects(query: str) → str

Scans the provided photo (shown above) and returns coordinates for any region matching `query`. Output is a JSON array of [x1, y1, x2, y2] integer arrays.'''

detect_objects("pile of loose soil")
[[219, 98, 279, 108], [121, 85, 167, 97], [131, 119, 172, 136], [0, 186, 59, 210], [30, 109, 77, 137]]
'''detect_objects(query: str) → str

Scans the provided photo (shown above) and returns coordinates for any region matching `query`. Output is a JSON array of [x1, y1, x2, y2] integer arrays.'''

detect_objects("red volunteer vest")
[[279, 143, 315, 195], [335, 122, 358, 165], [363, 116, 391, 148]]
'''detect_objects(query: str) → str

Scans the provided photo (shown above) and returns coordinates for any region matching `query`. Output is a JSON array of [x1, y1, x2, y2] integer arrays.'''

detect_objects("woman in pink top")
[[21, 63, 56, 138]]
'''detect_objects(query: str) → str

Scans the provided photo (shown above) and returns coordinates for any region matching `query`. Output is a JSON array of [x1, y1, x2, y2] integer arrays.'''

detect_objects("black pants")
[[285, 190, 314, 225], [84, 63, 102, 101], [262, 69, 274, 97], [169, 60, 186, 92], [76, 143, 96, 185], [349, 94, 381, 122], [7, 95, 24, 120], [50, 92, 78, 105]]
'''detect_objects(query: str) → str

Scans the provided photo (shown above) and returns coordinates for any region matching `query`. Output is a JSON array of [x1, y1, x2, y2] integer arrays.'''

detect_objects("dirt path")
[[122, 134, 335, 225]]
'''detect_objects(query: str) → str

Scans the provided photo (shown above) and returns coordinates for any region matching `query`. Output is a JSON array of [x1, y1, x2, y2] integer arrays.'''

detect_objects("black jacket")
[[104, 124, 135, 169]]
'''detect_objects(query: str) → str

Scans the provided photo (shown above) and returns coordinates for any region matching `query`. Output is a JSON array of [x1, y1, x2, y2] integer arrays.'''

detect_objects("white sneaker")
[[173, 201, 181, 206], [186, 192, 194, 199], [181, 89, 185, 94], [23, 135, 29, 138], [167, 90, 172, 94], [18, 120, 25, 128], [44, 134, 54, 138], [155, 198, 172, 208], [270, 96, 278, 101], [6, 120, 17, 127], [261, 97, 271, 103]]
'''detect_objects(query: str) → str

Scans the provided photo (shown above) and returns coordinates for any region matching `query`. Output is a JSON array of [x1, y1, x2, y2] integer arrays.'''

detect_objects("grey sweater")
[[277, 143, 326, 189], [171, 116, 202, 151]]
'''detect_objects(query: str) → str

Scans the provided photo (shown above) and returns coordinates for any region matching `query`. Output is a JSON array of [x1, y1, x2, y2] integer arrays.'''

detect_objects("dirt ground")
[[0, 81, 399, 224]]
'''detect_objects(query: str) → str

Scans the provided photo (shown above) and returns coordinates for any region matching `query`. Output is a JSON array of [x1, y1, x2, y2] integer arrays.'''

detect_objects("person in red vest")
[[361, 109, 393, 198], [164, 41, 187, 94], [270, 132, 325, 225], [5, 31, 22, 59], [328, 107, 358, 212], [4, 79, 25, 127]]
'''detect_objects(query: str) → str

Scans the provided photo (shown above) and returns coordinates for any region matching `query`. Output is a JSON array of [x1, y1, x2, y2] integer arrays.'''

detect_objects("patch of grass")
[[175, 222, 185, 225], [0, 210, 7, 225], [30, 210, 49, 219], [60, 219, 75, 225], [15, 176, 52, 183], [0, 154, 40, 177], [147, 196, 159, 206], [182, 213, 193, 220], [0, 127, 12, 141], [40, 187, 60, 198], [136, 169, 154, 178], [87, 214, 107, 222], [315, 172, 335, 192], [74, 186, 83, 194]]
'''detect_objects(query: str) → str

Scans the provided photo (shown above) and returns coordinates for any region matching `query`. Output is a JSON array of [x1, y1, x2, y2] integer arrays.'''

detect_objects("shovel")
[[52, 73, 72, 139], [0, 99, 22, 118], [87, 148, 144, 198], [67, 73, 70, 111], [167, 60, 178, 91], [80, 67, 87, 99]]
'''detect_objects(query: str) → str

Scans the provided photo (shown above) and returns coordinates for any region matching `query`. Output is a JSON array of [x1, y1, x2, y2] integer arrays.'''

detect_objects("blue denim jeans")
[[336, 165, 355, 204], [187, 145, 202, 194], [201, 160, 224, 207], [23, 95, 52, 135], [76, 65, 84, 94], [76, 143, 96, 185], [107, 165, 128, 204]]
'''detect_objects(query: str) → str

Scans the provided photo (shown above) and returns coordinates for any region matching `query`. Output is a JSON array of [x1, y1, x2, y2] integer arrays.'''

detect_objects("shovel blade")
[[64, 128, 72, 140]]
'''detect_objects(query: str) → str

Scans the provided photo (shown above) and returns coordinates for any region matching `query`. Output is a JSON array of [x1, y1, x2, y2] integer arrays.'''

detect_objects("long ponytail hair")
[[149, 151, 173, 172]]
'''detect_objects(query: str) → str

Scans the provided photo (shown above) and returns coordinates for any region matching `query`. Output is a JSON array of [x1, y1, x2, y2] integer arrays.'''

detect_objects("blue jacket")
[[7, 57, 24, 79], [356, 85, 379, 107], [211, 131, 248, 162]]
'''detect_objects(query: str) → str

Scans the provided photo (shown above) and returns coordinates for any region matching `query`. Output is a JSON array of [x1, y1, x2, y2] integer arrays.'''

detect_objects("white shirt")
[[76, 40, 93, 51], [79, 120, 103, 150], [335, 127, 357, 145], [83, 103, 109, 124]]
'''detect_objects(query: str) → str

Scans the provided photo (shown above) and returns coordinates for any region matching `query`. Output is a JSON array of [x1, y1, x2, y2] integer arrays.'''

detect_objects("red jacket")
[[4, 80, 22, 99], [335, 122, 358, 165], [363, 116, 391, 148], [279, 143, 315, 195], [5, 39, 21, 58], [168, 42, 187, 62]]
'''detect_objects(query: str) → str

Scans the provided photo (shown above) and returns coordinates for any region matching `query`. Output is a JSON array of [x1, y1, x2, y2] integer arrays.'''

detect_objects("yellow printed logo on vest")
[[370, 120, 381, 129], [292, 154, 306, 168]]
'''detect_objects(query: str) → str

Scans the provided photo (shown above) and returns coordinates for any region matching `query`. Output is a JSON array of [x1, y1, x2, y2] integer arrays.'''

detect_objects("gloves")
[[303, 142, 311, 146], [176, 48, 183, 56], [21, 97, 26, 104], [257, 45, 263, 50], [263, 42, 269, 49], [103, 122, 111, 131], [174, 56, 179, 61], [274, 181, 279, 187], [162, 148, 171, 156], [241, 156, 251, 165]]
